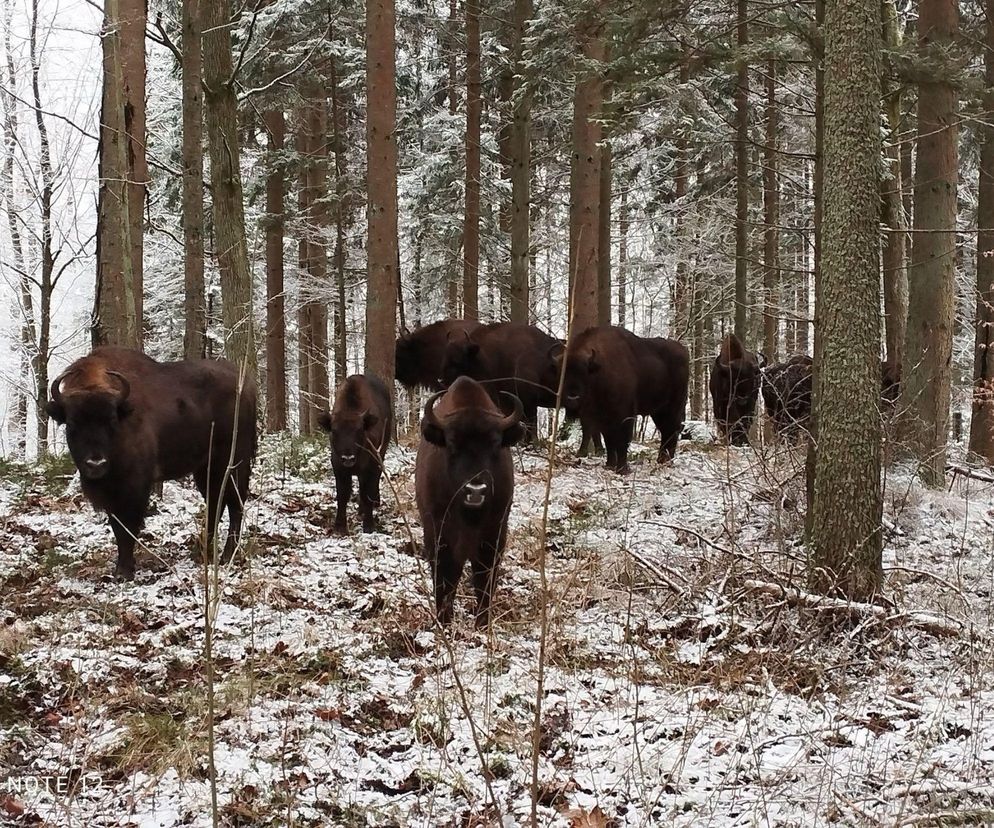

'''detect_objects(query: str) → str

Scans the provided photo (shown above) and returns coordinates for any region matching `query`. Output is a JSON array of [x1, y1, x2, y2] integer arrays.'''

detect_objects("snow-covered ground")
[[2, 433, 994, 827]]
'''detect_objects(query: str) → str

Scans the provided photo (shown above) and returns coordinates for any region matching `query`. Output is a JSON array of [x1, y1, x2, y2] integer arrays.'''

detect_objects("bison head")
[[394, 330, 421, 388], [440, 329, 481, 388], [550, 345, 599, 417], [47, 369, 132, 481], [318, 409, 378, 470], [422, 387, 523, 511]]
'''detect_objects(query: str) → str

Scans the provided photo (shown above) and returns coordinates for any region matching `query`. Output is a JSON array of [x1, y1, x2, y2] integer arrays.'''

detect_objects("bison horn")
[[105, 370, 131, 401], [49, 367, 79, 404], [423, 390, 445, 431], [497, 392, 524, 430], [547, 341, 565, 362]]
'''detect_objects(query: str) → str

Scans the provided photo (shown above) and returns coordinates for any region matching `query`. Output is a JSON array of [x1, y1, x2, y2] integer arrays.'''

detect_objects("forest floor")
[[2, 428, 994, 827]]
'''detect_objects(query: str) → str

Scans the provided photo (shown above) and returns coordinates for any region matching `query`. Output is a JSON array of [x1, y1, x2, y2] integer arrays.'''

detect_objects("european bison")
[[710, 334, 764, 446], [440, 322, 561, 440], [555, 326, 689, 474], [395, 319, 482, 390], [318, 374, 393, 533], [46, 346, 257, 579], [882, 359, 901, 406], [761, 355, 813, 438], [415, 376, 524, 628]]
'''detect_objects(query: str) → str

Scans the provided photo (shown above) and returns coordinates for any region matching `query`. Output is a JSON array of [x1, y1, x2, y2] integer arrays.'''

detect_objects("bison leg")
[[470, 551, 500, 629], [431, 549, 461, 627], [604, 422, 632, 475], [358, 467, 381, 533], [221, 483, 245, 564], [333, 469, 353, 533], [108, 495, 148, 580], [652, 407, 685, 463]]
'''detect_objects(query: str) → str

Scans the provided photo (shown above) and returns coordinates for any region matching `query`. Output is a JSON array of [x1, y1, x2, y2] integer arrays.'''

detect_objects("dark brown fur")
[[318, 374, 393, 533], [46, 346, 257, 579], [709, 334, 764, 446], [556, 327, 689, 474], [415, 376, 524, 628], [761, 355, 813, 439], [395, 319, 482, 390]]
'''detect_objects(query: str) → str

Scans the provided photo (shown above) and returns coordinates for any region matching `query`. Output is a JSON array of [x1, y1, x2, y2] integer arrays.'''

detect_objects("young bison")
[[46, 346, 257, 579], [318, 374, 393, 533], [415, 376, 524, 628]]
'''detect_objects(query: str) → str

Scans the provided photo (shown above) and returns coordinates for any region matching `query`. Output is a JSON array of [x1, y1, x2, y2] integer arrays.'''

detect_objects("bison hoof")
[[114, 564, 135, 581], [333, 522, 348, 535], [614, 465, 631, 476]]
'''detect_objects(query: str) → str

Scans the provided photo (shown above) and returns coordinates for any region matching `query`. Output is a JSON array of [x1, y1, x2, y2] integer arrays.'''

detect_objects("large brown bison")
[[46, 346, 257, 579], [710, 334, 764, 446], [415, 376, 524, 628], [555, 327, 689, 474], [318, 374, 393, 533], [440, 322, 561, 439], [395, 319, 482, 390], [761, 355, 813, 438]]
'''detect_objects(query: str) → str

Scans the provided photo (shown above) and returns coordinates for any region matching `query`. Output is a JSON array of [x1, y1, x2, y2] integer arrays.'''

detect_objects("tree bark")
[[462, 0, 481, 321], [365, 0, 398, 386], [881, 0, 908, 370], [297, 114, 312, 434], [733, 0, 749, 340], [307, 93, 330, 427], [598, 138, 612, 326], [121, 0, 145, 336], [203, 0, 256, 374], [508, 0, 532, 324], [264, 109, 287, 432], [901, 0, 958, 486], [94, 0, 138, 350], [618, 185, 628, 328], [811, 0, 883, 599], [673, 70, 689, 339], [331, 54, 348, 387], [568, 12, 603, 339], [181, 0, 206, 360], [971, 0, 994, 461], [762, 59, 779, 362]]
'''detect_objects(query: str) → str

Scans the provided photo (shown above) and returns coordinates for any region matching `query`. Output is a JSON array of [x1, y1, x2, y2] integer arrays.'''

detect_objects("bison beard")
[[555, 327, 689, 474], [415, 376, 524, 628], [318, 374, 393, 533], [46, 346, 257, 580], [710, 334, 763, 446]]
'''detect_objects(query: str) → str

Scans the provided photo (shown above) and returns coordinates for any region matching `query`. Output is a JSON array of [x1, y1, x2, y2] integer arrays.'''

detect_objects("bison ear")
[[46, 400, 66, 425], [421, 420, 446, 447], [501, 422, 525, 448], [317, 411, 333, 433], [362, 412, 379, 430]]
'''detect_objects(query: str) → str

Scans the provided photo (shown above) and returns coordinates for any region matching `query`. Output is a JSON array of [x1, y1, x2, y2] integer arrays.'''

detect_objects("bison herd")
[[47, 323, 893, 627]]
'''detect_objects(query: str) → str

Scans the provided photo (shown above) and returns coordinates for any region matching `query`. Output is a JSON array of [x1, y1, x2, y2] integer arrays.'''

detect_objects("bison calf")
[[46, 346, 257, 579], [415, 376, 524, 628], [710, 334, 764, 446], [318, 374, 393, 533]]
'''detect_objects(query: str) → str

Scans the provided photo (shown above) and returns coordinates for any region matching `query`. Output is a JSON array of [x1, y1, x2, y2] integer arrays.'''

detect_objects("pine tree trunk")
[[446, 0, 460, 317], [331, 55, 348, 387], [568, 13, 603, 338], [762, 59, 779, 361], [673, 77, 689, 339], [181, 0, 206, 360], [121, 0, 146, 339], [901, 0, 958, 486], [733, 0, 749, 340], [811, 0, 883, 599], [365, 0, 398, 385], [94, 0, 137, 350], [618, 186, 628, 328], [264, 109, 287, 432], [306, 93, 330, 427], [297, 115, 313, 434], [970, 0, 994, 461], [508, 0, 531, 324], [203, 0, 255, 374], [598, 138, 612, 326], [881, 0, 908, 370], [463, 0, 481, 321]]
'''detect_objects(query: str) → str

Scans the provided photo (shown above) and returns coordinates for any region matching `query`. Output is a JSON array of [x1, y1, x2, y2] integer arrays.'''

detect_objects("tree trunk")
[[94, 0, 138, 350], [264, 109, 287, 432], [901, 0, 958, 486], [306, 92, 330, 427], [365, 0, 398, 385], [970, 0, 994, 461], [618, 185, 628, 328], [881, 0, 908, 370], [297, 114, 313, 434], [181, 0, 206, 360], [462, 0, 481, 321], [446, 0, 460, 317], [331, 54, 348, 386], [508, 0, 532, 324], [673, 71, 689, 339], [733, 0, 749, 340], [598, 138, 612, 326], [762, 59, 779, 362], [121, 0, 145, 339], [811, 0, 883, 599], [203, 0, 255, 374], [568, 12, 603, 338]]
